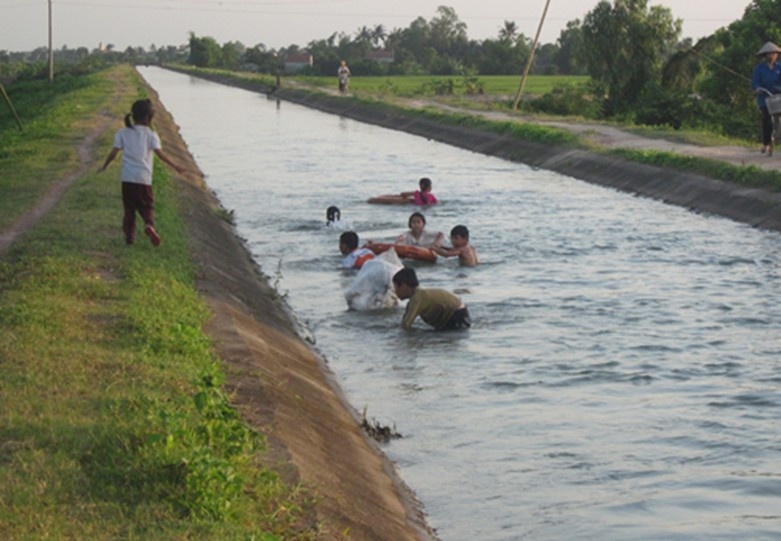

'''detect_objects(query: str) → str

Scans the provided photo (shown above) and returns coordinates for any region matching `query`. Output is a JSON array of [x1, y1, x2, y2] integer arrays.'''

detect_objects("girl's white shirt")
[[114, 125, 161, 185]]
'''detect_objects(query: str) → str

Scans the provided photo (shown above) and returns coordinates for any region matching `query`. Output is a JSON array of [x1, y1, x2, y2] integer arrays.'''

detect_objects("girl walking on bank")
[[99, 98, 185, 246]]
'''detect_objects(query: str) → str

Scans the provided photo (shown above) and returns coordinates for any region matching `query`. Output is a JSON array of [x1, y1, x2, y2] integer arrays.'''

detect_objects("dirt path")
[[301, 81, 773, 171], [0, 109, 116, 256], [400, 98, 775, 171], [0, 66, 130, 257]]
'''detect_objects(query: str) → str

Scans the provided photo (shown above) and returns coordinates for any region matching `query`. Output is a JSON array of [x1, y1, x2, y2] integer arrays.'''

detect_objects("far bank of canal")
[[166, 65, 781, 235]]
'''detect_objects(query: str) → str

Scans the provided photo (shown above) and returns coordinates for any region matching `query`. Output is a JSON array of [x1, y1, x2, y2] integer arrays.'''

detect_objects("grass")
[[0, 65, 318, 540], [410, 105, 580, 146], [610, 148, 781, 191], [295, 74, 589, 96], [165, 64, 277, 93], [0, 71, 123, 231]]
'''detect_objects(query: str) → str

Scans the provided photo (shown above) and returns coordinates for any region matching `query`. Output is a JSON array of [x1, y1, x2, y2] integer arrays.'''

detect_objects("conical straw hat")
[[757, 41, 781, 55]]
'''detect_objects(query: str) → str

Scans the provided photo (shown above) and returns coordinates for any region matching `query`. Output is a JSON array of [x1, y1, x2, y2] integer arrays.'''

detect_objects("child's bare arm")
[[154, 148, 186, 175], [435, 245, 461, 258], [98, 147, 120, 172]]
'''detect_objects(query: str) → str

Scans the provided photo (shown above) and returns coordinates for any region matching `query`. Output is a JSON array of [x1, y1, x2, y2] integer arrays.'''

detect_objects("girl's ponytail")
[[418, 177, 432, 204], [124, 113, 133, 128]]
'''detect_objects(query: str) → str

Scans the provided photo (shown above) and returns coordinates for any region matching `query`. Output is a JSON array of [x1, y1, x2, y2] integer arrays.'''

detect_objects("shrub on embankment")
[[0, 65, 317, 540]]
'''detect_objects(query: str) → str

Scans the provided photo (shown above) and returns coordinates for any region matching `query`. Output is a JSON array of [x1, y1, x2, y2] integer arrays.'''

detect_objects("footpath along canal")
[[141, 66, 781, 541]]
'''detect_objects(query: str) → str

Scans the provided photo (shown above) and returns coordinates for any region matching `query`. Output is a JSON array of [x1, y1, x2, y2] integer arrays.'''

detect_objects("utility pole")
[[1, 83, 24, 131], [512, 0, 552, 110], [48, 0, 54, 82]]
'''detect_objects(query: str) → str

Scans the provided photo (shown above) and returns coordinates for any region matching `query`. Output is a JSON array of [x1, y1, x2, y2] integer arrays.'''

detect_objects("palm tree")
[[371, 24, 387, 48], [499, 20, 518, 41], [355, 26, 373, 44]]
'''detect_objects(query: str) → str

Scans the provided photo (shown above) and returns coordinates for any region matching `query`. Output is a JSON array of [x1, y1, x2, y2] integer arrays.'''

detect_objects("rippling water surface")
[[140, 67, 781, 540]]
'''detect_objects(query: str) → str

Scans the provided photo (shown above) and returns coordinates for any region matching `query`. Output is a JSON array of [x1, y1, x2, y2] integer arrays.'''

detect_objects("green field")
[[294, 74, 590, 96]]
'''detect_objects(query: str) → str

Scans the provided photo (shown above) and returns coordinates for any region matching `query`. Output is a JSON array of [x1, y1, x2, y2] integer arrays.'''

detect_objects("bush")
[[633, 82, 754, 137], [528, 82, 602, 118]]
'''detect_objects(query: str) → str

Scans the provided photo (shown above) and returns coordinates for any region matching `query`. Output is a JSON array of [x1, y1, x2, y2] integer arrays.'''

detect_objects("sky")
[[0, 0, 754, 53]]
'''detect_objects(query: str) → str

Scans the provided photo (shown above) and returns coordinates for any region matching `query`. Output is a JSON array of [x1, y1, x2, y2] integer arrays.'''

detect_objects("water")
[[139, 67, 781, 540]]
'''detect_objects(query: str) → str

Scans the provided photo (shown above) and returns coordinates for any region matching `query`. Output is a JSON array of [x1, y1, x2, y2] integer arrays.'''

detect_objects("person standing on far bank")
[[99, 98, 185, 246], [751, 41, 781, 155], [338, 60, 351, 94]]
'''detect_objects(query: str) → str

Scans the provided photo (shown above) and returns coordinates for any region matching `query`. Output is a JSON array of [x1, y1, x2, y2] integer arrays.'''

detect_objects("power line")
[[4, 1, 740, 27]]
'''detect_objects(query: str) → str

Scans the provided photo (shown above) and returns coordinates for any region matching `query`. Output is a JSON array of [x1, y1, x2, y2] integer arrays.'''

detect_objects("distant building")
[[284, 53, 313, 72], [367, 50, 394, 63]]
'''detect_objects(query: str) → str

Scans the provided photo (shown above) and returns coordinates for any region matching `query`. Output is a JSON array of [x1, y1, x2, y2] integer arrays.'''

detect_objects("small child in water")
[[436, 225, 479, 266], [325, 205, 352, 231], [400, 177, 439, 206], [339, 231, 376, 269], [395, 212, 444, 248]]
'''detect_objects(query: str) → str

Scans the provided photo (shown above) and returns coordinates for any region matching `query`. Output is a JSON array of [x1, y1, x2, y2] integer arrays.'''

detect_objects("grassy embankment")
[[173, 65, 781, 192], [0, 65, 319, 540]]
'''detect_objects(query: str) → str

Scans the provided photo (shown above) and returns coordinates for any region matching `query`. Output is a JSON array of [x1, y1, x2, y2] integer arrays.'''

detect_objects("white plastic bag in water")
[[344, 249, 403, 310]]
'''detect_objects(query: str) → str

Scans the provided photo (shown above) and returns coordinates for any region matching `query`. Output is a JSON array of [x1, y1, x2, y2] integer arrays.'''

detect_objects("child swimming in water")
[[325, 205, 352, 231], [339, 231, 375, 269], [367, 177, 439, 205], [400, 177, 439, 206], [395, 212, 444, 248], [436, 225, 479, 266]]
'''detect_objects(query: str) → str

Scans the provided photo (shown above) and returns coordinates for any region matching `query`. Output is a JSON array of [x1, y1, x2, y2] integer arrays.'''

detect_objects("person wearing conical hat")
[[751, 41, 781, 155]]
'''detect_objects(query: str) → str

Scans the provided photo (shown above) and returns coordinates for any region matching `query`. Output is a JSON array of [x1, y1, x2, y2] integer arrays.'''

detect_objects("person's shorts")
[[444, 307, 472, 330]]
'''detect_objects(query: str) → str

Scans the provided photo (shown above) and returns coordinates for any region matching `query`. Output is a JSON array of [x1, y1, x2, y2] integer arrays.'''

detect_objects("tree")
[[355, 26, 373, 45], [371, 24, 387, 48], [693, 0, 781, 138], [554, 20, 586, 75], [661, 37, 703, 93], [699, 0, 781, 108], [429, 6, 468, 55], [188, 32, 221, 67], [221, 41, 245, 69], [243, 44, 279, 73], [308, 35, 341, 75], [535, 43, 560, 74], [581, 0, 681, 115], [499, 20, 518, 41], [477, 35, 531, 75]]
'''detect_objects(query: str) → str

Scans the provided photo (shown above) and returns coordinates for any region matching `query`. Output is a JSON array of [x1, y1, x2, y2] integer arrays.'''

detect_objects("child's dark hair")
[[327, 206, 341, 223], [451, 225, 469, 239], [392, 267, 419, 288], [124, 98, 153, 128], [408, 211, 426, 228], [339, 231, 359, 250], [418, 177, 432, 204]]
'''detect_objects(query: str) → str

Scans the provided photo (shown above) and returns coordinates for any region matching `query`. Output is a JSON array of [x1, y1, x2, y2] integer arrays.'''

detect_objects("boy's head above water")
[[339, 231, 359, 254]]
